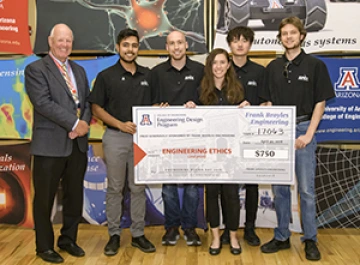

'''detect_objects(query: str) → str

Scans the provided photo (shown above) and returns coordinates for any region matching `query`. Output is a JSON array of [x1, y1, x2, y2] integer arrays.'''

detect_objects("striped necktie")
[[60, 64, 80, 117], [61, 64, 78, 102]]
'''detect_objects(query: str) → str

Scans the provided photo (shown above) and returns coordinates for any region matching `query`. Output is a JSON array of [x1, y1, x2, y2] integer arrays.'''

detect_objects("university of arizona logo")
[[140, 114, 152, 126], [335, 67, 360, 91]]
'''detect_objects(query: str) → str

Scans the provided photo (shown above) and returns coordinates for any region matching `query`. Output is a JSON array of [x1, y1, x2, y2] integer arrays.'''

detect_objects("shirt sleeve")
[[257, 66, 267, 104], [149, 68, 160, 105], [314, 60, 335, 103], [88, 73, 107, 107], [143, 71, 152, 105], [193, 86, 202, 105], [258, 65, 272, 103]]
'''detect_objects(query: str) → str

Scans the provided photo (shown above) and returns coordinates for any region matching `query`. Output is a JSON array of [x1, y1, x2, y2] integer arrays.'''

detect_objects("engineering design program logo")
[[140, 114, 152, 126]]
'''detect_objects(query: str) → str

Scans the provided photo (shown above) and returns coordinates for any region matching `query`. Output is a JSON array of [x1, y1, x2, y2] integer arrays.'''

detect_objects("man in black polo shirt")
[[150, 30, 204, 247], [89, 28, 155, 256], [259, 17, 335, 261], [218, 26, 270, 247]]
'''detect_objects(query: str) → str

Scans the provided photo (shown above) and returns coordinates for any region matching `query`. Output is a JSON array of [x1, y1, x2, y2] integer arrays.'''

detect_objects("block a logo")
[[140, 114, 152, 126], [335, 67, 360, 91]]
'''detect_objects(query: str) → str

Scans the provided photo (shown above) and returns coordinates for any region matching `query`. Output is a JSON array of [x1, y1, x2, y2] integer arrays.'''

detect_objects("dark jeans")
[[162, 184, 199, 229], [206, 184, 240, 231]]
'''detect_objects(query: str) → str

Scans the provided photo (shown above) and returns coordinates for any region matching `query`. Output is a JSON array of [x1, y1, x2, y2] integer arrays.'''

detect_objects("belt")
[[296, 114, 311, 124]]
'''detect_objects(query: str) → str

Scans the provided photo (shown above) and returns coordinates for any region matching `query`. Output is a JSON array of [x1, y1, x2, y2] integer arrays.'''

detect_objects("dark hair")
[[200, 48, 244, 105], [277, 16, 307, 44], [117, 28, 139, 44], [226, 26, 254, 44]]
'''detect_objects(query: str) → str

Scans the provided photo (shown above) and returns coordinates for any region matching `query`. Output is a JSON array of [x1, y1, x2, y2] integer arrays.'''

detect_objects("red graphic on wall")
[[0, 143, 33, 228], [0, 0, 32, 55]]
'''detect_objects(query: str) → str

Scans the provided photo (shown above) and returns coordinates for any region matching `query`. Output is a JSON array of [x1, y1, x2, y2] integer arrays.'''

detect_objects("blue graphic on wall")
[[83, 145, 108, 225], [0, 55, 120, 139], [0, 55, 39, 139], [316, 57, 360, 143], [76, 55, 119, 91]]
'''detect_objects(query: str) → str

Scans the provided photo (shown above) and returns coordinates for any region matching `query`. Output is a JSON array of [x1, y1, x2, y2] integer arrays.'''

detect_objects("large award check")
[[133, 106, 296, 185]]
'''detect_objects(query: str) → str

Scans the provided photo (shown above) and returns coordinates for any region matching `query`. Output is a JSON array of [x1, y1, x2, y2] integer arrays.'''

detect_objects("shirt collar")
[[116, 59, 146, 75], [165, 56, 191, 71], [231, 59, 250, 73], [49, 52, 69, 67], [282, 49, 306, 66]]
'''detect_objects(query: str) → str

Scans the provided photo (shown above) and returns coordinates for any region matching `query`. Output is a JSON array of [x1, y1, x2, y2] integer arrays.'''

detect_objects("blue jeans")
[[162, 184, 199, 229], [273, 120, 318, 242]]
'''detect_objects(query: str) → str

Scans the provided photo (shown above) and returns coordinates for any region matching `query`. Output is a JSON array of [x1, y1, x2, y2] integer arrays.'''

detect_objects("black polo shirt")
[[88, 60, 151, 124], [194, 86, 242, 106], [150, 57, 204, 105], [259, 49, 335, 116], [232, 59, 265, 106]]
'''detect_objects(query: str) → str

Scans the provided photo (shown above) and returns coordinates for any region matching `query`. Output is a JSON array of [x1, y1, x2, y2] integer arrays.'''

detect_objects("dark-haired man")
[[89, 28, 155, 255], [259, 17, 335, 261], [219, 26, 269, 248]]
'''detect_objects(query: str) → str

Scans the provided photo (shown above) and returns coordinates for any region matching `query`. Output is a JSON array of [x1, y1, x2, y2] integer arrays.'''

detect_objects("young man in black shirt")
[[219, 26, 269, 247], [259, 17, 335, 261], [150, 30, 204, 247], [89, 28, 155, 256]]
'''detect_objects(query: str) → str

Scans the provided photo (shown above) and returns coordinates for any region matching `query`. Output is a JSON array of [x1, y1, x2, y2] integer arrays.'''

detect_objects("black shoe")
[[58, 242, 85, 257], [220, 229, 230, 244], [132, 235, 156, 253], [244, 228, 260, 246], [304, 240, 321, 261], [37, 249, 64, 263], [230, 242, 242, 255], [183, 228, 201, 246], [209, 243, 222, 255], [261, 238, 290, 253], [162, 227, 180, 246], [104, 235, 120, 256]]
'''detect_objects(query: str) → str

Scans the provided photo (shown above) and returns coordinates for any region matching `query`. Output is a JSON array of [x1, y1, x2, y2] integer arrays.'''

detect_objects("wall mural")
[[34, 0, 207, 53]]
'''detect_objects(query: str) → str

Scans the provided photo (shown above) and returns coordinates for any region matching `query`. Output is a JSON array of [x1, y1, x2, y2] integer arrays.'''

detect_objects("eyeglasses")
[[283, 61, 291, 79]]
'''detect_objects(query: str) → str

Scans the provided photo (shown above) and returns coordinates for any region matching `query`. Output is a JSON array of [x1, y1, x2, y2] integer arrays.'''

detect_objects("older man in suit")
[[25, 23, 91, 264]]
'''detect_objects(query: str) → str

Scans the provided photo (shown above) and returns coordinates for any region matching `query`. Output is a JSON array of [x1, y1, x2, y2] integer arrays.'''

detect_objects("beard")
[[283, 40, 302, 51], [120, 53, 137, 64]]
